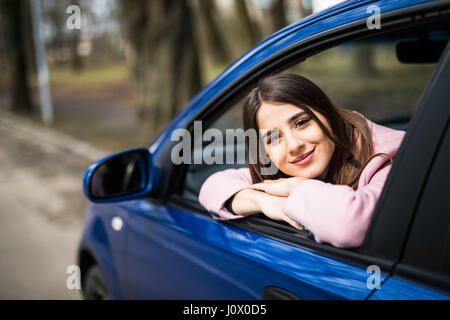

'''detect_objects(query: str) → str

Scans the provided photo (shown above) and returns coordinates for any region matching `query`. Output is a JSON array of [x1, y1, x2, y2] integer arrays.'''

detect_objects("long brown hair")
[[243, 73, 383, 190]]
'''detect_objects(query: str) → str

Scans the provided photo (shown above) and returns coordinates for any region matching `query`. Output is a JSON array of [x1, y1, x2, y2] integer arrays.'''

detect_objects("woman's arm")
[[232, 189, 302, 229], [228, 188, 261, 216], [198, 167, 302, 228], [283, 162, 392, 248], [198, 167, 254, 220]]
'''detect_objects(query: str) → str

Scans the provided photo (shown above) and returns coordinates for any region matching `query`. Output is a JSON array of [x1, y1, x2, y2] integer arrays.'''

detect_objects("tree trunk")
[[197, 0, 230, 64], [0, 0, 33, 113], [354, 45, 378, 77], [120, 0, 202, 142], [270, 0, 287, 31], [260, 0, 288, 37], [70, 0, 83, 72], [70, 30, 83, 72], [234, 0, 261, 47]]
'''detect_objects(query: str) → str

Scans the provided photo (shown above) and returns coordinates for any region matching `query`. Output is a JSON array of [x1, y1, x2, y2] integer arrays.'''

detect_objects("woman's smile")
[[291, 147, 315, 166]]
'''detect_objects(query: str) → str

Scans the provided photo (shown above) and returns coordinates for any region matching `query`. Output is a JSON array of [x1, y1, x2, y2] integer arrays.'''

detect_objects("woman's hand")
[[249, 176, 308, 197], [254, 192, 302, 230], [230, 188, 302, 230]]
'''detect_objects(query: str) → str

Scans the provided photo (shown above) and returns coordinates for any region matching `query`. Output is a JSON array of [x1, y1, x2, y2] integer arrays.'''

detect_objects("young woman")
[[198, 73, 405, 248]]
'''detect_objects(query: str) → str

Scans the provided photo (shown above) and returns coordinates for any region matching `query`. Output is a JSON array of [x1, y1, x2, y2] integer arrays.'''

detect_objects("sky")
[[312, 0, 347, 12]]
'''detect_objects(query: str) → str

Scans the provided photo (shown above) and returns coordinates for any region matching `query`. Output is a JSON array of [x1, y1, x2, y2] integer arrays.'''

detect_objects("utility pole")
[[30, 0, 54, 125]]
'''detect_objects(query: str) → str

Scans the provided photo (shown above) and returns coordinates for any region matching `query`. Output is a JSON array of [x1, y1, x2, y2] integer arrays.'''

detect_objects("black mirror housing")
[[83, 148, 158, 203]]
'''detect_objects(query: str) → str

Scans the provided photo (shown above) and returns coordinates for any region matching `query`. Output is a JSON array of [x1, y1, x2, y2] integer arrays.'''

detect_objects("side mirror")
[[83, 148, 158, 203]]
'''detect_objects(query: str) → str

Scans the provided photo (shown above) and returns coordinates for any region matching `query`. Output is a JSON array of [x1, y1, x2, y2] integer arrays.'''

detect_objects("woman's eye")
[[295, 118, 310, 128], [267, 133, 280, 145]]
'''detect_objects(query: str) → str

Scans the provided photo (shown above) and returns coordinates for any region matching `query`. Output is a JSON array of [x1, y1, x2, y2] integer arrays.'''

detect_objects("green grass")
[[46, 63, 131, 87], [45, 60, 228, 92]]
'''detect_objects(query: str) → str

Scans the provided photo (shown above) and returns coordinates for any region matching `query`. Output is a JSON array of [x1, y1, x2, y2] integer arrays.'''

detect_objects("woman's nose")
[[286, 131, 305, 156]]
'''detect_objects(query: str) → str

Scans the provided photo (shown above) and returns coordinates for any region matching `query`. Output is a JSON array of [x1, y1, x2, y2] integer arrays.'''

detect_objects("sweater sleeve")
[[283, 162, 392, 248], [199, 167, 253, 220]]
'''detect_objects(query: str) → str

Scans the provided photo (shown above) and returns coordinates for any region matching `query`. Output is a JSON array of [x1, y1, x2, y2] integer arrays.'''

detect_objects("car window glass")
[[286, 34, 442, 131], [181, 26, 447, 202], [182, 100, 247, 201]]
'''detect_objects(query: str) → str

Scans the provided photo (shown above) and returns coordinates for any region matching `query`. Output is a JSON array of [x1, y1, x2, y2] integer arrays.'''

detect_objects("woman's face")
[[257, 102, 336, 180]]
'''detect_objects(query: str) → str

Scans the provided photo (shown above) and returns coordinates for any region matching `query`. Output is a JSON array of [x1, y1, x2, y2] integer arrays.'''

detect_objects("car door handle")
[[262, 286, 301, 300]]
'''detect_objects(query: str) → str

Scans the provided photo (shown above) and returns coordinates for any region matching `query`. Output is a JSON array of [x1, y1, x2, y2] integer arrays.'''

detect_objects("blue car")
[[78, 0, 450, 300]]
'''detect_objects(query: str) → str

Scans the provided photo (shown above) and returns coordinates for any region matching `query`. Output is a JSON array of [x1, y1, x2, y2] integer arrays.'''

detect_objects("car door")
[[369, 40, 450, 299], [369, 120, 450, 299], [119, 1, 450, 299]]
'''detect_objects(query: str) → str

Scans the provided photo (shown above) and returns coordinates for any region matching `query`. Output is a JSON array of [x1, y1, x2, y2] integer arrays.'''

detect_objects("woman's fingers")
[[255, 191, 303, 230], [263, 179, 278, 184], [249, 183, 267, 192], [284, 216, 302, 230], [250, 182, 284, 195]]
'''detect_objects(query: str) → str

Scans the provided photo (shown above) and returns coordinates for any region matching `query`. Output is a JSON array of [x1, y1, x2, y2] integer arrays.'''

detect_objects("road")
[[0, 110, 107, 299]]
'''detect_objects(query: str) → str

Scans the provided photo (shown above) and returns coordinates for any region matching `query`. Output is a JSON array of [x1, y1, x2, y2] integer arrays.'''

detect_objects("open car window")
[[181, 25, 447, 206], [285, 35, 439, 131], [162, 12, 450, 269], [181, 99, 247, 202]]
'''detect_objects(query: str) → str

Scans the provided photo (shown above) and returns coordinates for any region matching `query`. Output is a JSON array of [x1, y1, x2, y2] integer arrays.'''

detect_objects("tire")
[[82, 265, 112, 300]]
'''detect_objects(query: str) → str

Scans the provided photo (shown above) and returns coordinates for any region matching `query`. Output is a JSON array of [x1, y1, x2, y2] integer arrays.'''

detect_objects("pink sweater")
[[198, 118, 405, 248]]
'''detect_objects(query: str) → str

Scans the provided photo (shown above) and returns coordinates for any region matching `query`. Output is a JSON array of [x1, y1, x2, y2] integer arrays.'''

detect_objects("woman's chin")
[[286, 166, 325, 180]]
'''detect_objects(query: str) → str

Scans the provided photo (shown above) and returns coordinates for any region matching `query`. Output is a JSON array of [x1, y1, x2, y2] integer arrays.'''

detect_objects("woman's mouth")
[[291, 148, 315, 166]]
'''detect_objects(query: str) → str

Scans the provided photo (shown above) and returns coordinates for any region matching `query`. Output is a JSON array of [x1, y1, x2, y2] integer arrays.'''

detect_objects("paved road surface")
[[0, 111, 107, 299]]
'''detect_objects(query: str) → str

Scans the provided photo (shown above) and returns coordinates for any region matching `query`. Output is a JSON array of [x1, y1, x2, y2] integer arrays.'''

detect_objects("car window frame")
[[149, 1, 450, 271], [384, 44, 450, 295], [362, 37, 450, 260]]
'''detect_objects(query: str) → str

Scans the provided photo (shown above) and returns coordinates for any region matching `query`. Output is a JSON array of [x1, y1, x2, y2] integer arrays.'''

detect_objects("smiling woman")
[[198, 73, 405, 248], [244, 74, 377, 187]]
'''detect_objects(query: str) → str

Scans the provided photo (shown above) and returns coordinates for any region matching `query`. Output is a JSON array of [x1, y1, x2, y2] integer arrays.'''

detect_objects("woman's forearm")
[[231, 189, 302, 230], [230, 188, 264, 216]]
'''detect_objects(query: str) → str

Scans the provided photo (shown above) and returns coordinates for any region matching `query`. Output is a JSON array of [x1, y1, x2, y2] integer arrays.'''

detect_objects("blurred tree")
[[354, 45, 378, 77], [0, 0, 33, 113], [300, 0, 313, 17], [234, 0, 261, 47], [260, 0, 288, 37], [0, 9, 5, 70], [43, 0, 84, 71], [120, 0, 202, 141], [198, 0, 230, 64], [44, 0, 66, 53], [270, 0, 287, 31], [69, 0, 83, 71]]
